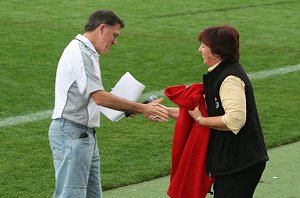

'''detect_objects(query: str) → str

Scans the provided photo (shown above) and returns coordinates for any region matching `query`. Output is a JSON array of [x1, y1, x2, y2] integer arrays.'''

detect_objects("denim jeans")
[[49, 118, 102, 198]]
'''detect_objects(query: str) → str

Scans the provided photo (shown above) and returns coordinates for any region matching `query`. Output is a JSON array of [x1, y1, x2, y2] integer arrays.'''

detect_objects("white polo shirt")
[[52, 34, 104, 128]]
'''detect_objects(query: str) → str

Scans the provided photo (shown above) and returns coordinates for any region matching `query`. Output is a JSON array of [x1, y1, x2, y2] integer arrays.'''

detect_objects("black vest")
[[203, 61, 269, 176]]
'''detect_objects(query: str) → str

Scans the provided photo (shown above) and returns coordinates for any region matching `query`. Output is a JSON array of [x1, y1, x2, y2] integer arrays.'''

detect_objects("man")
[[49, 10, 168, 198]]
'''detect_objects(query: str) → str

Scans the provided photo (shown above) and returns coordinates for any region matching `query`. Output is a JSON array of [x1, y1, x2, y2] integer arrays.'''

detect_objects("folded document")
[[99, 72, 145, 121]]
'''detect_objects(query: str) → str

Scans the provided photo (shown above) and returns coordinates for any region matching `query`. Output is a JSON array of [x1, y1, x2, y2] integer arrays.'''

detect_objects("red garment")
[[165, 84, 215, 198]]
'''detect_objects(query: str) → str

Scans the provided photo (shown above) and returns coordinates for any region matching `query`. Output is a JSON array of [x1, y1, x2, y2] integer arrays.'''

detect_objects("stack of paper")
[[99, 72, 145, 121]]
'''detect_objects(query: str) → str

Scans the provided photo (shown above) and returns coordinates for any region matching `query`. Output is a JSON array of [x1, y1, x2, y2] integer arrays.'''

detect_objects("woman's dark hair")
[[84, 10, 125, 32], [198, 25, 240, 62]]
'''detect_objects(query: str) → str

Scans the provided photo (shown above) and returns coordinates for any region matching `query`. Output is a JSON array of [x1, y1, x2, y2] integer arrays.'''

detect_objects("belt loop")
[[61, 118, 66, 127]]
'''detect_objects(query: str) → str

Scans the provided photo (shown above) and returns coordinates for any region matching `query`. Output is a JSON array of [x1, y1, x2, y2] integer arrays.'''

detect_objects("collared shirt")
[[208, 62, 246, 134], [52, 34, 104, 128]]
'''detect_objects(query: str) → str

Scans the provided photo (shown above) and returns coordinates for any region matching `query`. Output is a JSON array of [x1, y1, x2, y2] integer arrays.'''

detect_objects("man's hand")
[[143, 98, 169, 122]]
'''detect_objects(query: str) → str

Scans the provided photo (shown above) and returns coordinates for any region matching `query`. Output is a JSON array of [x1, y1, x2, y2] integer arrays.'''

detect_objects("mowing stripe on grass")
[[1, 64, 299, 128], [147, 0, 299, 18]]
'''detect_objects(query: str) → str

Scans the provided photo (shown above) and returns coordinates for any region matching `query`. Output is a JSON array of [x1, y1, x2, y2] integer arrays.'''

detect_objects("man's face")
[[95, 23, 121, 55]]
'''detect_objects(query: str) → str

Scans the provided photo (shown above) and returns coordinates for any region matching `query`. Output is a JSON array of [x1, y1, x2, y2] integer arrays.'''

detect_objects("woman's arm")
[[189, 107, 229, 131], [167, 107, 179, 119], [189, 75, 246, 133]]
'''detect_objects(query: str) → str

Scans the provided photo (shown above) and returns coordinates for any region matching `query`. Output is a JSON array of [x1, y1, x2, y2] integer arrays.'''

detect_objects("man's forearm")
[[91, 90, 144, 114]]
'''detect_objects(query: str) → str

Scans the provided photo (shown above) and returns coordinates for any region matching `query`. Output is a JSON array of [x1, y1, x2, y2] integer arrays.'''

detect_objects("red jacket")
[[165, 84, 215, 198]]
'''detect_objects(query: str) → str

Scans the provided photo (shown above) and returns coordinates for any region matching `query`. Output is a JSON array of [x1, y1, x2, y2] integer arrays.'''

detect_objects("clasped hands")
[[141, 98, 203, 123], [144, 98, 169, 122]]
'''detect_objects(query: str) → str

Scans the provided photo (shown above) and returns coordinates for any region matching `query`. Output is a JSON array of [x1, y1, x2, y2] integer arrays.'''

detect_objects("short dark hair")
[[199, 25, 240, 63], [84, 10, 125, 32]]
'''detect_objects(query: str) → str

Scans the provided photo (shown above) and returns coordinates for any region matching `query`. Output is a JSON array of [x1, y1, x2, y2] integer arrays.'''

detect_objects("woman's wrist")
[[168, 107, 179, 119], [195, 115, 203, 125]]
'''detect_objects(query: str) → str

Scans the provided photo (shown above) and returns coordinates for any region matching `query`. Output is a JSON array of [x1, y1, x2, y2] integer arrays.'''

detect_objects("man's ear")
[[98, 24, 106, 34]]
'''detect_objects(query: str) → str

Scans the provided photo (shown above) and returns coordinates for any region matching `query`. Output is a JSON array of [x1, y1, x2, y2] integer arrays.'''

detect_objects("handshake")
[[126, 95, 170, 122]]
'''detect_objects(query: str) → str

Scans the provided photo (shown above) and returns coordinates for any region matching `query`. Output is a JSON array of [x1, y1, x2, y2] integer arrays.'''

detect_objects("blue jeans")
[[49, 118, 102, 198]]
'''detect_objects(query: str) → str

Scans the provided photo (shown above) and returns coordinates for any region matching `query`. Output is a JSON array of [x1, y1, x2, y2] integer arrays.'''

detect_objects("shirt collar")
[[208, 60, 222, 72], [75, 34, 99, 57]]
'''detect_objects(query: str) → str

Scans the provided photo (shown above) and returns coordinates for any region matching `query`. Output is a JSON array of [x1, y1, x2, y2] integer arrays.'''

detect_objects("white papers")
[[99, 72, 145, 122]]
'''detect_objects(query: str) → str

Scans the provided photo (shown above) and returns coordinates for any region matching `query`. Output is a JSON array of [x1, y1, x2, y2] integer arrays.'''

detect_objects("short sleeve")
[[82, 53, 104, 98], [85, 55, 104, 97]]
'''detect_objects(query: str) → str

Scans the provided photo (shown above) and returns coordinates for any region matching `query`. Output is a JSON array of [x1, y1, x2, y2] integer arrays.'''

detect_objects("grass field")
[[0, 0, 299, 197], [102, 142, 300, 198]]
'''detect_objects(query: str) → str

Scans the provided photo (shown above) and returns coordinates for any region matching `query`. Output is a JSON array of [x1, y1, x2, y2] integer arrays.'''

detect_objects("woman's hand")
[[188, 106, 202, 120]]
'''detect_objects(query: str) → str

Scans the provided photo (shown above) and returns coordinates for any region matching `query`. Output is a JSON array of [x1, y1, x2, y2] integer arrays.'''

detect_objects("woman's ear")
[[212, 54, 221, 61]]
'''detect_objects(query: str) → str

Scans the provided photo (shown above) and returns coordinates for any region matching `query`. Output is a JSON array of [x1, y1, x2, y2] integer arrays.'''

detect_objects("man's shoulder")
[[60, 39, 82, 59], [58, 40, 83, 69]]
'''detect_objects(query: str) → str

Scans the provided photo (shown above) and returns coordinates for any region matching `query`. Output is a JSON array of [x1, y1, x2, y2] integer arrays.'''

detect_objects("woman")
[[164, 25, 269, 198]]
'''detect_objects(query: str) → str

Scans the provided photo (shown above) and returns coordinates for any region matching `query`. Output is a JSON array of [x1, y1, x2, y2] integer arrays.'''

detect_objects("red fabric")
[[165, 84, 215, 198]]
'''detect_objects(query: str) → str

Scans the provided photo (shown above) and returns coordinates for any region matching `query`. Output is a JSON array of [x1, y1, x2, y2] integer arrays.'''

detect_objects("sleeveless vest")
[[203, 61, 269, 176]]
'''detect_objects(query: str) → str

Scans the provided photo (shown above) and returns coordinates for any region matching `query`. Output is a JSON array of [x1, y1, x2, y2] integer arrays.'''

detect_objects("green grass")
[[102, 142, 300, 198], [0, 0, 300, 197]]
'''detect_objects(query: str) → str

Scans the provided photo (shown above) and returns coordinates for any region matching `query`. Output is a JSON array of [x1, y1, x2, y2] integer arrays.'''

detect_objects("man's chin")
[[99, 50, 109, 55]]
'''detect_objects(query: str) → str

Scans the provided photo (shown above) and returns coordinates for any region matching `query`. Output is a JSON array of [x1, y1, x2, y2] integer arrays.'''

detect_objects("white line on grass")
[[1, 64, 300, 128], [247, 64, 300, 80], [0, 110, 53, 128]]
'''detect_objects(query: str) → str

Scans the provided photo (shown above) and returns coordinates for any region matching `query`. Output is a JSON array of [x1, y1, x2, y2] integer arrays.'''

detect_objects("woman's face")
[[198, 42, 219, 67]]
